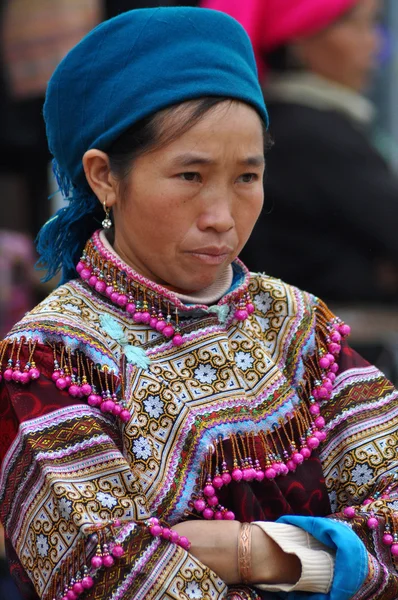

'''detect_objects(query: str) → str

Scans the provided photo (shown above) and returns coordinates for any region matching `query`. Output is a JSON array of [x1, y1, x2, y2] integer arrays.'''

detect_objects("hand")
[[173, 521, 301, 586]]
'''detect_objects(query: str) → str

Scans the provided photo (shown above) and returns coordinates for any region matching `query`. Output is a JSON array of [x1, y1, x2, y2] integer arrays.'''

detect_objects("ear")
[[82, 149, 119, 207]]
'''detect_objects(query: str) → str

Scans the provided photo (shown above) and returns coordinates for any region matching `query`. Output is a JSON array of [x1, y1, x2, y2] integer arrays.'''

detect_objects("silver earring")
[[102, 201, 112, 229]]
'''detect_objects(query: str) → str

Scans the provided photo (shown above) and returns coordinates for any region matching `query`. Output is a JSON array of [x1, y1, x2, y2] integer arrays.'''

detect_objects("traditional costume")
[[0, 7, 397, 600]]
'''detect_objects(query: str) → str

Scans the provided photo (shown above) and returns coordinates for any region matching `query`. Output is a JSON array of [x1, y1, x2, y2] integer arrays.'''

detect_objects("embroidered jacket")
[[0, 231, 397, 600]]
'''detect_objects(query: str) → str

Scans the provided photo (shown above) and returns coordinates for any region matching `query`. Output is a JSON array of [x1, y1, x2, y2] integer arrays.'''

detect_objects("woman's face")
[[111, 101, 265, 294], [296, 0, 381, 91]]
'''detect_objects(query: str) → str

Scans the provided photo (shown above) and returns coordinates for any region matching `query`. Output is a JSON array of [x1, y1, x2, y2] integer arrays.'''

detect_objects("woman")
[[0, 7, 397, 600], [204, 0, 398, 305]]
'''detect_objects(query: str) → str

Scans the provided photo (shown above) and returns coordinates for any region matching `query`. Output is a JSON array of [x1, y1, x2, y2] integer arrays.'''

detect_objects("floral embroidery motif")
[[194, 364, 217, 384], [351, 464, 374, 486], [58, 497, 72, 519], [132, 436, 152, 460], [143, 395, 164, 418], [185, 581, 202, 599], [36, 534, 49, 557], [254, 291, 272, 313], [96, 492, 118, 508], [235, 351, 254, 371]]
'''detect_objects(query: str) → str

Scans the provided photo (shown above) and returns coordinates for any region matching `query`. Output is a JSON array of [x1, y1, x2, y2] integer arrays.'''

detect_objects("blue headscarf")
[[38, 7, 268, 282]]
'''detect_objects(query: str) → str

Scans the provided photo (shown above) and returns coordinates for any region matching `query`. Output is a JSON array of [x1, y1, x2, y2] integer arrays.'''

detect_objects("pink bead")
[[323, 379, 333, 392], [65, 375, 72, 385], [221, 472, 232, 485], [300, 447, 311, 459], [232, 468, 243, 482], [81, 383, 92, 396], [156, 320, 166, 332], [100, 399, 114, 413], [172, 334, 184, 347], [193, 499, 206, 512], [315, 431, 327, 442], [109, 292, 119, 304], [149, 524, 163, 537], [112, 404, 122, 416], [19, 371, 30, 384], [328, 372, 336, 382], [56, 377, 68, 390], [391, 544, 398, 556], [265, 467, 276, 480], [88, 393, 101, 406], [149, 317, 158, 328], [203, 508, 214, 519], [362, 498, 372, 505], [66, 591, 77, 600], [286, 459, 296, 472], [328, 343, 340, 354], [255, 470, 265, 481], [68, 384, 80, 397], [339, 324, 351, 336], [203, 484, 215, 497], [312, 388, 320, 400], [52, 371, 60, 382], [367, 517, 378, 530], [319, 357, 330, 369], [161, 528, 171, 539], [207, 495, 218, 507], [81, 268, 91, 280], [330, 331, 341, 343], [163, 325, 175, 338], [343, 506, 356, 518], [149, 517, 159, 525], [76, 261, 84, 274], [81, 576, 94, 589], [141, 311, 151, 324], [307, 436, 320, 449], [330, 362, 339, 373], [272, 462, 282, 474], [117, 294, 128, 307], [111, 544, 125, 557], [242, 469, 252, 481], [212, 476, 223, 489], [29, 367, 40, 380], [126, 302, 136, 314], [179, 536, 191, 550], [88, 275, 98, 287], [318, 387, 331, 400], [103, 554, 115, 567], [383, 534, 393, 546], [292, 452, 304, 465], [309, 404, 320, 415], [91, 555, 103, 568], [214, 511, 223, 520], [73, 582, 84, 595], [325, 353, 335, 364], [279, 463, 289, 476], [133, 312, 143, 323], [95, 280, 106, 293], [120, 409, 131, 422], [224, 510, 235, 520], [170, 530, 180, 543], [105, 285, 114, 297], [246, 303, 255, 314], [315, 416, 326, 429], [235, 309, 248, 321]]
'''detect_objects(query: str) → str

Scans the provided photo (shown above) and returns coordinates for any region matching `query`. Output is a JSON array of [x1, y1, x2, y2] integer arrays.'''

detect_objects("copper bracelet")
[[238, 522, 252, 584]]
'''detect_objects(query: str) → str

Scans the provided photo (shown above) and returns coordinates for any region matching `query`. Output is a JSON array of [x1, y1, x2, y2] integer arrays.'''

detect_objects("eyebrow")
[[170, 153, 265, 168]]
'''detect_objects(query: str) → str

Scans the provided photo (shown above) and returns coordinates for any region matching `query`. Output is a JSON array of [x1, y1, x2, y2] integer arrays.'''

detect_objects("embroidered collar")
[[76, 230, 254, 347]]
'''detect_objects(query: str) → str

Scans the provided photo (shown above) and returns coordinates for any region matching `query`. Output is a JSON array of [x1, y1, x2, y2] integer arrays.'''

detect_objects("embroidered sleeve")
[[314, 300, 398, 599], [0, 342, 226, 600]]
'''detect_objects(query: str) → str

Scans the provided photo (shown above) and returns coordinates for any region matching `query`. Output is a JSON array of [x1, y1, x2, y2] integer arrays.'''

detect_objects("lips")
[[187, 246, 233, 265]]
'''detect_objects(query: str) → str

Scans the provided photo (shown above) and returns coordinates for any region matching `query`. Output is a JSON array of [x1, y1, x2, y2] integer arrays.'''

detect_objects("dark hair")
[[107, 97, 271, 182]]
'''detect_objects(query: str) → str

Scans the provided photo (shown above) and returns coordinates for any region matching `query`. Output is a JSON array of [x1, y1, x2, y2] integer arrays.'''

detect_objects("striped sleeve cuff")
[[252, 521, 335, 594]]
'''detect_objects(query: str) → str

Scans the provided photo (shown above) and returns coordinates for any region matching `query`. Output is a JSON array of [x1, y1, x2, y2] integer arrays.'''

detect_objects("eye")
[[237, 173, 259, 184], [179, 172, 201, 182]]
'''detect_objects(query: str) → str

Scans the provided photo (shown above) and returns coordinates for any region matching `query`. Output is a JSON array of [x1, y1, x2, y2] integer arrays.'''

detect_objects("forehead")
[[158, 101, 265, 156]]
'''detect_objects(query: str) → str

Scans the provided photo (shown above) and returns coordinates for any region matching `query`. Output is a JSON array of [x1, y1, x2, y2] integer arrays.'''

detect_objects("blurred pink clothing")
[[202, 0, 359, 72]]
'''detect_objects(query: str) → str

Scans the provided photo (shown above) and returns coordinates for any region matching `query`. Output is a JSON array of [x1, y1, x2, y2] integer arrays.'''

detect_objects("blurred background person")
[[203, 0, 398, 306]]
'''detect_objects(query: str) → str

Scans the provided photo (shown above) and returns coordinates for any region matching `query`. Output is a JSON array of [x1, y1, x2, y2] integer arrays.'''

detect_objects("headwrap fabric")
[[201, 0, 360, 68], [44, 6, 268, 192], [39, 7, 268, 282]]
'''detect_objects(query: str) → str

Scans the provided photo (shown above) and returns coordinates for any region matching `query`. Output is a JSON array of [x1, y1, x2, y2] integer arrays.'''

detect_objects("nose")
[[196, 194, 235, 234]]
